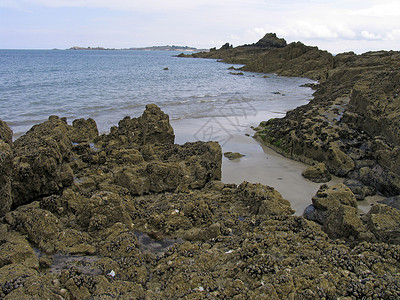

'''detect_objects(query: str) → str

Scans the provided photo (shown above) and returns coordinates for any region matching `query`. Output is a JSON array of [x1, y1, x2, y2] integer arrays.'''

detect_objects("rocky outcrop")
[[111, 104, 175, 146], [11, 116, 74, 207], [69, 118, 98, 143], [1, 179, 400, 298], [254, 51, 400, 197], [253, 33, 287, 48], [0, 121, 13, 217], [364, 204, 400, 244], [303, 184, 369, 240], [185, 34, 400, 198], [302, 162, 331, 183]]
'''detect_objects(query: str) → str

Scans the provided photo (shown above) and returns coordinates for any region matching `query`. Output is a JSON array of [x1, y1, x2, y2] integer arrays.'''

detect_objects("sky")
[[1, 0, 400, 54]]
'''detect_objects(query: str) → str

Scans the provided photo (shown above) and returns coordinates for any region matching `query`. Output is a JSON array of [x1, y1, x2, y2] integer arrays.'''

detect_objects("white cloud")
[[351, 1, 400, 17], [386, 29, 400, 41], [2, 0, 400, 53], [361, 31, 382, 40], [8, 0, 235, 12]]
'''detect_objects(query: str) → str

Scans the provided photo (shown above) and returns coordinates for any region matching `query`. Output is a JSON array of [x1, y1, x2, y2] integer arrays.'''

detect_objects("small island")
[[68, 45, 206, 51]]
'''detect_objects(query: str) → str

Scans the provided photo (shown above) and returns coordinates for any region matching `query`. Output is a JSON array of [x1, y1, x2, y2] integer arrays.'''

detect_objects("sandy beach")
[[172, 113, 382, 215]]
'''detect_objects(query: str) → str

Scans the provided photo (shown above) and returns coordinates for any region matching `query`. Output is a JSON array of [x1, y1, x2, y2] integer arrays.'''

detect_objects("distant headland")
[[68, 45, 207, 51]]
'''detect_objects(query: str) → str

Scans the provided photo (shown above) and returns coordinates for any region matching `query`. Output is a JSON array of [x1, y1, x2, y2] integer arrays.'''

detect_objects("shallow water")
[[0, 49, 315, 138], [2, 49, 331, 214]]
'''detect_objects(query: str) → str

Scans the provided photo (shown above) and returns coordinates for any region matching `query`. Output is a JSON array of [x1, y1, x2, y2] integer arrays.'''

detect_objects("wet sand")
[[172, 113, 382, 215]]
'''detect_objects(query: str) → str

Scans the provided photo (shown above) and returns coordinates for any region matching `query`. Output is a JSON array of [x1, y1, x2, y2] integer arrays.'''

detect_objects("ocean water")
[[0, 49, 315, 139]]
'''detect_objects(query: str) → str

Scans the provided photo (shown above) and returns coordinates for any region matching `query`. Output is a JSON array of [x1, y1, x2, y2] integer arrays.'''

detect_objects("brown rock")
[[224, 151, 245, 160], [12, 116, 74, 207], [302, 162, 331, 183], [312, 183, 358, 211], [323, 205, 368, 240], [0, 139, 13, 216], [0, 119, 13, 145], [5, 202, 62, 253], [69, 118, 99, 143], [237, 181, 294, 216], [117, 104, 175, 145], [365, 204, 400, 244]]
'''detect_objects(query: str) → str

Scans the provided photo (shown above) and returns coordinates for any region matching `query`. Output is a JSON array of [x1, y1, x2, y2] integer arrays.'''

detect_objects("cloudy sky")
[[1, 0, 399, 53]]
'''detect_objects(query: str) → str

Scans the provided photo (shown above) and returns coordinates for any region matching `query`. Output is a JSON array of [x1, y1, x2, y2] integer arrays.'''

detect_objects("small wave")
[[6, 118, 47, 126], [162, 100, 190, 106]]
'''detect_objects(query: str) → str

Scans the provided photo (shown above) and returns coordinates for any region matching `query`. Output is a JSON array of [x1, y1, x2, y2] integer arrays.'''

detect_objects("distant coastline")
[[68, 45, 208, 52]]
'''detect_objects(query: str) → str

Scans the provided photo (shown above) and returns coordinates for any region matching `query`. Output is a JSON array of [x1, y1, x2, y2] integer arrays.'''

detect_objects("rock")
[[0, 264, 39, 298], [3, 105, 400, 299], [364, 204, 400, 244], [0, 133, 13, 216], [302, 163, 331, 183], [5, 201, 62, 253], [69, 118, 99, 143], [302, 204, 325, 224], [220, 43, 233, 50], [0, 229, 39, 269], [237, 181, 294, 216], [115, 104, 175, 145], [358, 165, 400, 196], [0, 120, 13, 145], [344, 179, 376, 200], [378, 195, 400, 210], [12, 116, 74, 207], [312, 183, 358, 212], [77, 191, 135, 231], [254, 33, 287, 48], [224, 151, 245, 160], [323, 205, 369, 240], [326, 142, 355, 176]]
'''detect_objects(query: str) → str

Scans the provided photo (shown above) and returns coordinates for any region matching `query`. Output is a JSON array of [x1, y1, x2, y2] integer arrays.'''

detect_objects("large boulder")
[[113, 141, 222, 195], [302, 162, 331, 183], [0, 120, 13, 216], [237, 181, 294, 216], [69, 118, 99, 143], [12, 116, 74, 207], [323, 205, 369, 240], [304, 183, 358, 227], [312, 183, 357, 211], [364, 204, 400, 244], [117, 104, 175, 145]]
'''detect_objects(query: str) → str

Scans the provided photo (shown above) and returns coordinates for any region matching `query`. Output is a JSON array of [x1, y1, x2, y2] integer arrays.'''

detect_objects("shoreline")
[[1, 104, 399, 299], [1, 32, 400, 297], [172, 115, 383, 215]]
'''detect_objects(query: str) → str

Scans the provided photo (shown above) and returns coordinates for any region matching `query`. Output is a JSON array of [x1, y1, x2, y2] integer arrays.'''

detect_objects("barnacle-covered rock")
[[302, 162, 332, 183], [12, 116, 74, 207], [364, 204, 400, 244], [237, 181, 294, 216], [69, 117, 99, 143], [0, 120, 13, 216]]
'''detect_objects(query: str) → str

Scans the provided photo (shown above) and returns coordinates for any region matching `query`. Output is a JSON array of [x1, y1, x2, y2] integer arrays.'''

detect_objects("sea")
[[0, 49, 315, 140], [2, 49, 359, 216]]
